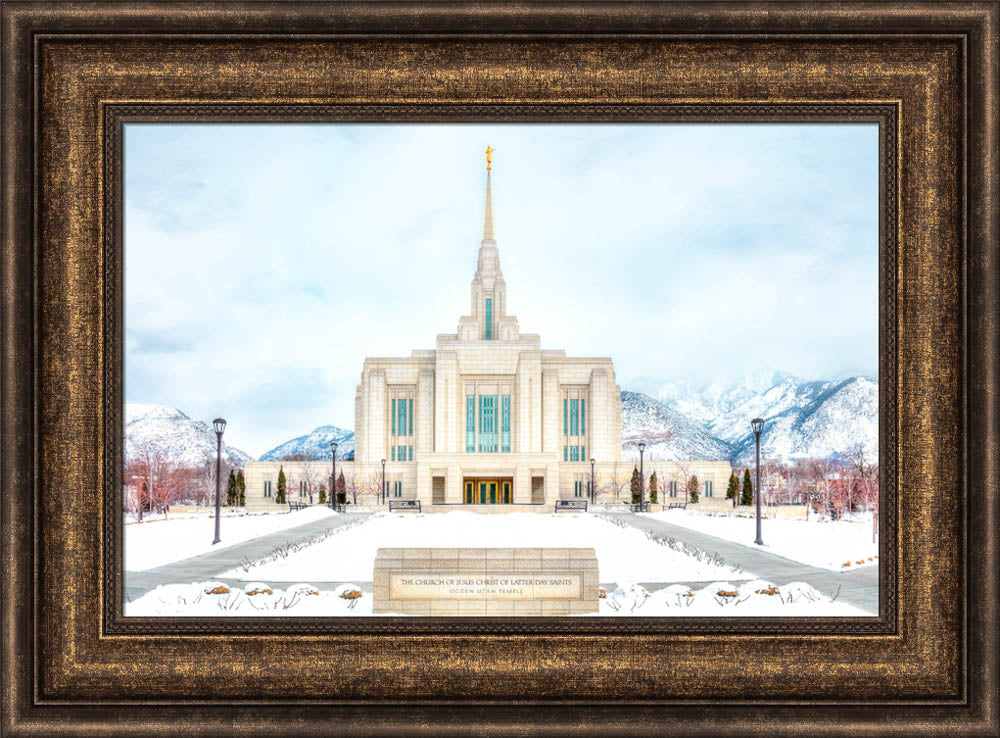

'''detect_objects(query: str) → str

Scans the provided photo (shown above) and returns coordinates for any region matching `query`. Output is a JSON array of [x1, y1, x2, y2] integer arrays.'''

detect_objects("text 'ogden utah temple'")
[[248, 149, 635, 510]]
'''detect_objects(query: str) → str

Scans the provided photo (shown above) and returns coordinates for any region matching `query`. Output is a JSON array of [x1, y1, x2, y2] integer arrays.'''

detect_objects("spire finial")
[[483, 148, 495, 240]]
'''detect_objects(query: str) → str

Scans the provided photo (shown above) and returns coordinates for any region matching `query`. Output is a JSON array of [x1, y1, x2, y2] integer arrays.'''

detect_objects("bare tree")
[[608, 461, 630, 501], [299, 464, 322, 504]]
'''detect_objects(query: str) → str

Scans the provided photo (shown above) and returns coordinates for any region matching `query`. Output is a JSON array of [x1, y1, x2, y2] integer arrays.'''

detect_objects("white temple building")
[[245, 150, 731, 511]]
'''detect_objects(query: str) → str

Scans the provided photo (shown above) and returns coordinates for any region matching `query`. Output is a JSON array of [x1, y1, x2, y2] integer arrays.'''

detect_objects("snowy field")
[[125, 506, 336, 571], [220, 512, 752, 584], [125, 577, 868, 617], [640, 510, 878, 572]]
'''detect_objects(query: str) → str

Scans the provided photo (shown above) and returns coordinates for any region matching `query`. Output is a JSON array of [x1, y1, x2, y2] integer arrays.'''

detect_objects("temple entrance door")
[[478, 480, 497, 504], [465, 481, 475, 504], [502, 480, 512, 504]]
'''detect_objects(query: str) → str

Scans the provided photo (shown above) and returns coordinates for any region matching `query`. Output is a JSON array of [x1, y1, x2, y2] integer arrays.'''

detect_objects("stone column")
[[445, 463, 463, 504], [590, 368, 609, 461], [517, 352, 541, 453], [514, 463, 531, 504], [415, 462, 432, 506], [542, 369, 559, 455], [365, 368, 386, 462], [544, 462, 561, 504], [435, 352, 458, 453], [417, 368, 434, 455]]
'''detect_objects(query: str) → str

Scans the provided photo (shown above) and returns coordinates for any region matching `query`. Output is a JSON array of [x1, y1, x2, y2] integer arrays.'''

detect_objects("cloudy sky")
[[125, 123, 878, 458]]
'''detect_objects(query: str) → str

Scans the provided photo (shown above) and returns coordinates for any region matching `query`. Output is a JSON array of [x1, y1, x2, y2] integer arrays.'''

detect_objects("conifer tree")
[[688, 474, 700, 504], [630, 466, 641, 504], [225, 468, 237, 506], [337, 470, 347, 504], [649, 471, 658, 504], [276, 466, 287, 504], [318, 484, 327, 505], [237, 469, 246, 507], [726, 473, 739, 507], [741, 468, 753, 506]]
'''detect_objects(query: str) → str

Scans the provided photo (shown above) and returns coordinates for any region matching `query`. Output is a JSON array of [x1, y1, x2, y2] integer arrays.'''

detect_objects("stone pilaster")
[[514, 464, 531, 504], [542, 369, 559, 454], [417, 368, 434, 455], [445, 463, 463, 504]]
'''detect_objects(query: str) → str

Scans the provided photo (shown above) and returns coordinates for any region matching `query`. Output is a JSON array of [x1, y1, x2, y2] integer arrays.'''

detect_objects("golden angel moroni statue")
[[485, 145, 494, 170]]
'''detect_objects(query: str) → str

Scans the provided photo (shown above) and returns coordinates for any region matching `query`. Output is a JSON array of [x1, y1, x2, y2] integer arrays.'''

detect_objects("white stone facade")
[[245, 161, 731, 511]]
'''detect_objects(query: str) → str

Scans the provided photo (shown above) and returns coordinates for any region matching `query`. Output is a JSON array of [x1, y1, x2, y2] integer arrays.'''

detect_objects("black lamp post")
[[590, 457, 596, 505], [638, 442, 646, 511], [751, 417, 764, 546], [211, 417, 226, 545], [330, 441, 338, 509], [381, 458, 386, 505]]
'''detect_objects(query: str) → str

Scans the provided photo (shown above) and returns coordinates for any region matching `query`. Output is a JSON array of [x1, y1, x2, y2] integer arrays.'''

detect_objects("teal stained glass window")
[[581, 445, 585, 460], [570, 399, 579, 436], [485, 298, 492, 340], [398, 400, 406, 438], [563, 399, 568, 434], [479, 395, 497, 452], [570, 445, 579, 461], [581, 399, 585, 435], [466, 396, 475, 452], [408, 445, 413, 461], [408, 399, 413, 435], [391, 399, 396, 435], [391, 446, 396, 461], [563, 446, 568, 461], [501, 395, 511, 452]]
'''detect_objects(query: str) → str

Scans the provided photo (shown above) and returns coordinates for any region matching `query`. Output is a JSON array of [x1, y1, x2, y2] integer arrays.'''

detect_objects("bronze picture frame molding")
[[3, 3, 997, 736]]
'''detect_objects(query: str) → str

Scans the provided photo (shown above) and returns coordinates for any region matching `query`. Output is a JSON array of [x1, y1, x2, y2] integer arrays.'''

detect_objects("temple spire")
[[483, 146, 495, 240]]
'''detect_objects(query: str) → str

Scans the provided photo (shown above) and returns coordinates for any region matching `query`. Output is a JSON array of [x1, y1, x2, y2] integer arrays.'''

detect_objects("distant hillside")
[[620, 391, 732, 461], [125, 404, 253, 468], [259, 425, 355, 461]]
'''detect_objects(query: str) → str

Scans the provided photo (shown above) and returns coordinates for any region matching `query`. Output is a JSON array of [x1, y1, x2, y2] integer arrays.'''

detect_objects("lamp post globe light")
[[330, 441, 339, 510], [381, 458, 386, 505], [638, 442, 646, 511], [211, 417, 226, 545], [750, 417, 765, 546], [590, 457, 596, 506]]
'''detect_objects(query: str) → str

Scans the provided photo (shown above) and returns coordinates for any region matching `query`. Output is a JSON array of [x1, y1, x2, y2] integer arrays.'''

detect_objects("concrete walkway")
[[124, 513, 370, 602], [606, 513, 879, 615]]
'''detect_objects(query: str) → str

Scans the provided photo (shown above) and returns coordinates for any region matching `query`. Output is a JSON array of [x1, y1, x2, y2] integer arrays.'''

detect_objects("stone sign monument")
[[373, 547, 599, 615]]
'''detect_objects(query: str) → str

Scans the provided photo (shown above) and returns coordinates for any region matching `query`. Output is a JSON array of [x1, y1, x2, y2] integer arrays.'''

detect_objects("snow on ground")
[[599, 579, 869, 616], [125, 581, 374, 617], [125, 506, 336, 571], [124, 577, 867, 617], [640, 510, 878, 572], [221, 512, 753, 584]]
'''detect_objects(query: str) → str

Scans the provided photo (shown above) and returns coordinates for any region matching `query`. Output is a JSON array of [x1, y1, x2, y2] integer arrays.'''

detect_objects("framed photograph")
[[2, 2, 996, 735], [118, 120, 885, 625]]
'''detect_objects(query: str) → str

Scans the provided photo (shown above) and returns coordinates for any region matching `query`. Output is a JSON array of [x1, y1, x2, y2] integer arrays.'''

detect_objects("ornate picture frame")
[[2, 3, 996, 734]]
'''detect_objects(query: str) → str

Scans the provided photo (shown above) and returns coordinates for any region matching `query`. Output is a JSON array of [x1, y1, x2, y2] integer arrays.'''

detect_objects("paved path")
[[124, 513, 370, 602], [606, 513, 879, 614]]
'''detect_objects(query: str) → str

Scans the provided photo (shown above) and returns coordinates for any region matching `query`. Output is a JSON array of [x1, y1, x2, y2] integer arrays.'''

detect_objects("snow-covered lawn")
[[221, 511, 753, 584], [640, 510, 878, 572], [125, 506, 336, 571], [124, 577, 868, 617]]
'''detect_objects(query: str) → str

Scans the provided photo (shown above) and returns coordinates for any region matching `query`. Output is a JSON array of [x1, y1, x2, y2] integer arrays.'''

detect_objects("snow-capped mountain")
[[259, 425, 355, 461], [726, 376, 878, 464], [620, 391, 732, 462], [645, 371, 878, 464], [125, 404, 253, 467]]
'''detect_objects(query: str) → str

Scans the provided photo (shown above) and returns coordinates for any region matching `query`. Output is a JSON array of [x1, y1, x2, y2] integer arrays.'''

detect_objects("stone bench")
[[555, 499, 587, 513], [388, 499, 421, 513]]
